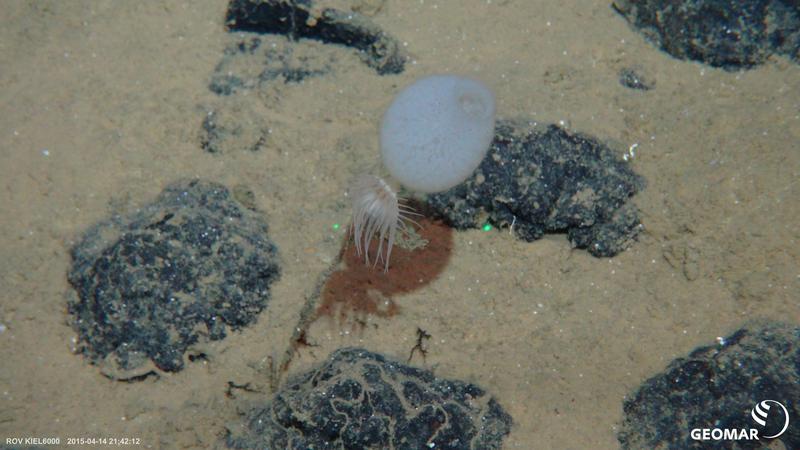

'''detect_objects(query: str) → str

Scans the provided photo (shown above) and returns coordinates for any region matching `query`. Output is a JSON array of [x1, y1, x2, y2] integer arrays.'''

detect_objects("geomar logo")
[[690, 399, 790, 442], [750, 400, 790, 439]]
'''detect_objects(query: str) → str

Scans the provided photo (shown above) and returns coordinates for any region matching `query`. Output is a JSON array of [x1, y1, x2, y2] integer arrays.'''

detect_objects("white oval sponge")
[[380, 75, 496, 193]]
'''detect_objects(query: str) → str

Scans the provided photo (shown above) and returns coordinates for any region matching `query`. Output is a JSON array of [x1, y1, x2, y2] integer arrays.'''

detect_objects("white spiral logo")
[[751, 400, 790, 439]]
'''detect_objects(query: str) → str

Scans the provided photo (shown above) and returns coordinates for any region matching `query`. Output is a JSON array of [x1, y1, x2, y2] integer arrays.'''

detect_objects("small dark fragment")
[[613, 0, 800, 70], [225, 0, 406, 75], [408, 327, 432, 363], [619, 322, 799, 449], [67, 180, 281, 378], [226, 347, 513, 450], [619, 66, 654, 90], [427, 120, 645, 257]]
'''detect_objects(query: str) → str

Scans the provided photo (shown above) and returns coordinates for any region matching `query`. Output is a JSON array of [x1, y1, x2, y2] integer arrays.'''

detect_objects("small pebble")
[[619, 67, 655, 91]]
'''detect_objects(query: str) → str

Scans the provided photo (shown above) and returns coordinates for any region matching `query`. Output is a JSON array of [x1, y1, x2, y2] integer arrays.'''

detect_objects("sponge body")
[[380, 75, 496, 193]]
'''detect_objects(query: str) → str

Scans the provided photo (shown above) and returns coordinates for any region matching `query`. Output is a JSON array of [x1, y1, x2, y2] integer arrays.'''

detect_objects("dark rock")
[[427, 120, 645, 257], [67, 180, 281, 378], [619, 322, 799, 449], [226, 347, 513, 449], [613, 0, 800, 70], [619, 66, 655, 90], [225, 0, 406, 75]]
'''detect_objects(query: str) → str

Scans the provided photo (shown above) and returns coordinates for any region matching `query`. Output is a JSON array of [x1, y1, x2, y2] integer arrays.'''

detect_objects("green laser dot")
[[332, 223, 340, 230], [482, 223, 492, 232]]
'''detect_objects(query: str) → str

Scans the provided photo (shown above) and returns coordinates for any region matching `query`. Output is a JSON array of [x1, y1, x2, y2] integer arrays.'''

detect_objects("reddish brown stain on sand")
[[316, 216, 453, 323]]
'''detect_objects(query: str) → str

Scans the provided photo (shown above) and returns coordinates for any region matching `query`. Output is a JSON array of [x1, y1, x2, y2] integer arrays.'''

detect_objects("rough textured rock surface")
[[225, 0, 406, 75], [613, 0, 800, 70], [227, 347, 513, 449], [427, 119, 645, 257], [619, 322, 799, 449], [67, 180, 281, 379]]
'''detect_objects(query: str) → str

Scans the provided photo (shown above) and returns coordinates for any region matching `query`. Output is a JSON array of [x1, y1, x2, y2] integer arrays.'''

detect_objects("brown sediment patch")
[[316, 215, 453, 325]]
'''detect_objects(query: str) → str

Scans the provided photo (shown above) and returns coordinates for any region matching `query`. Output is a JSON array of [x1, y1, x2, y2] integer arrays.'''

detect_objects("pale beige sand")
[[0, 1, 798, 448]]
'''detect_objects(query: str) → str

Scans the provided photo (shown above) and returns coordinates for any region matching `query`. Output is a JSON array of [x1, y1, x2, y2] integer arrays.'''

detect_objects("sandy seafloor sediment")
[[0, 1, 798, 448]]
